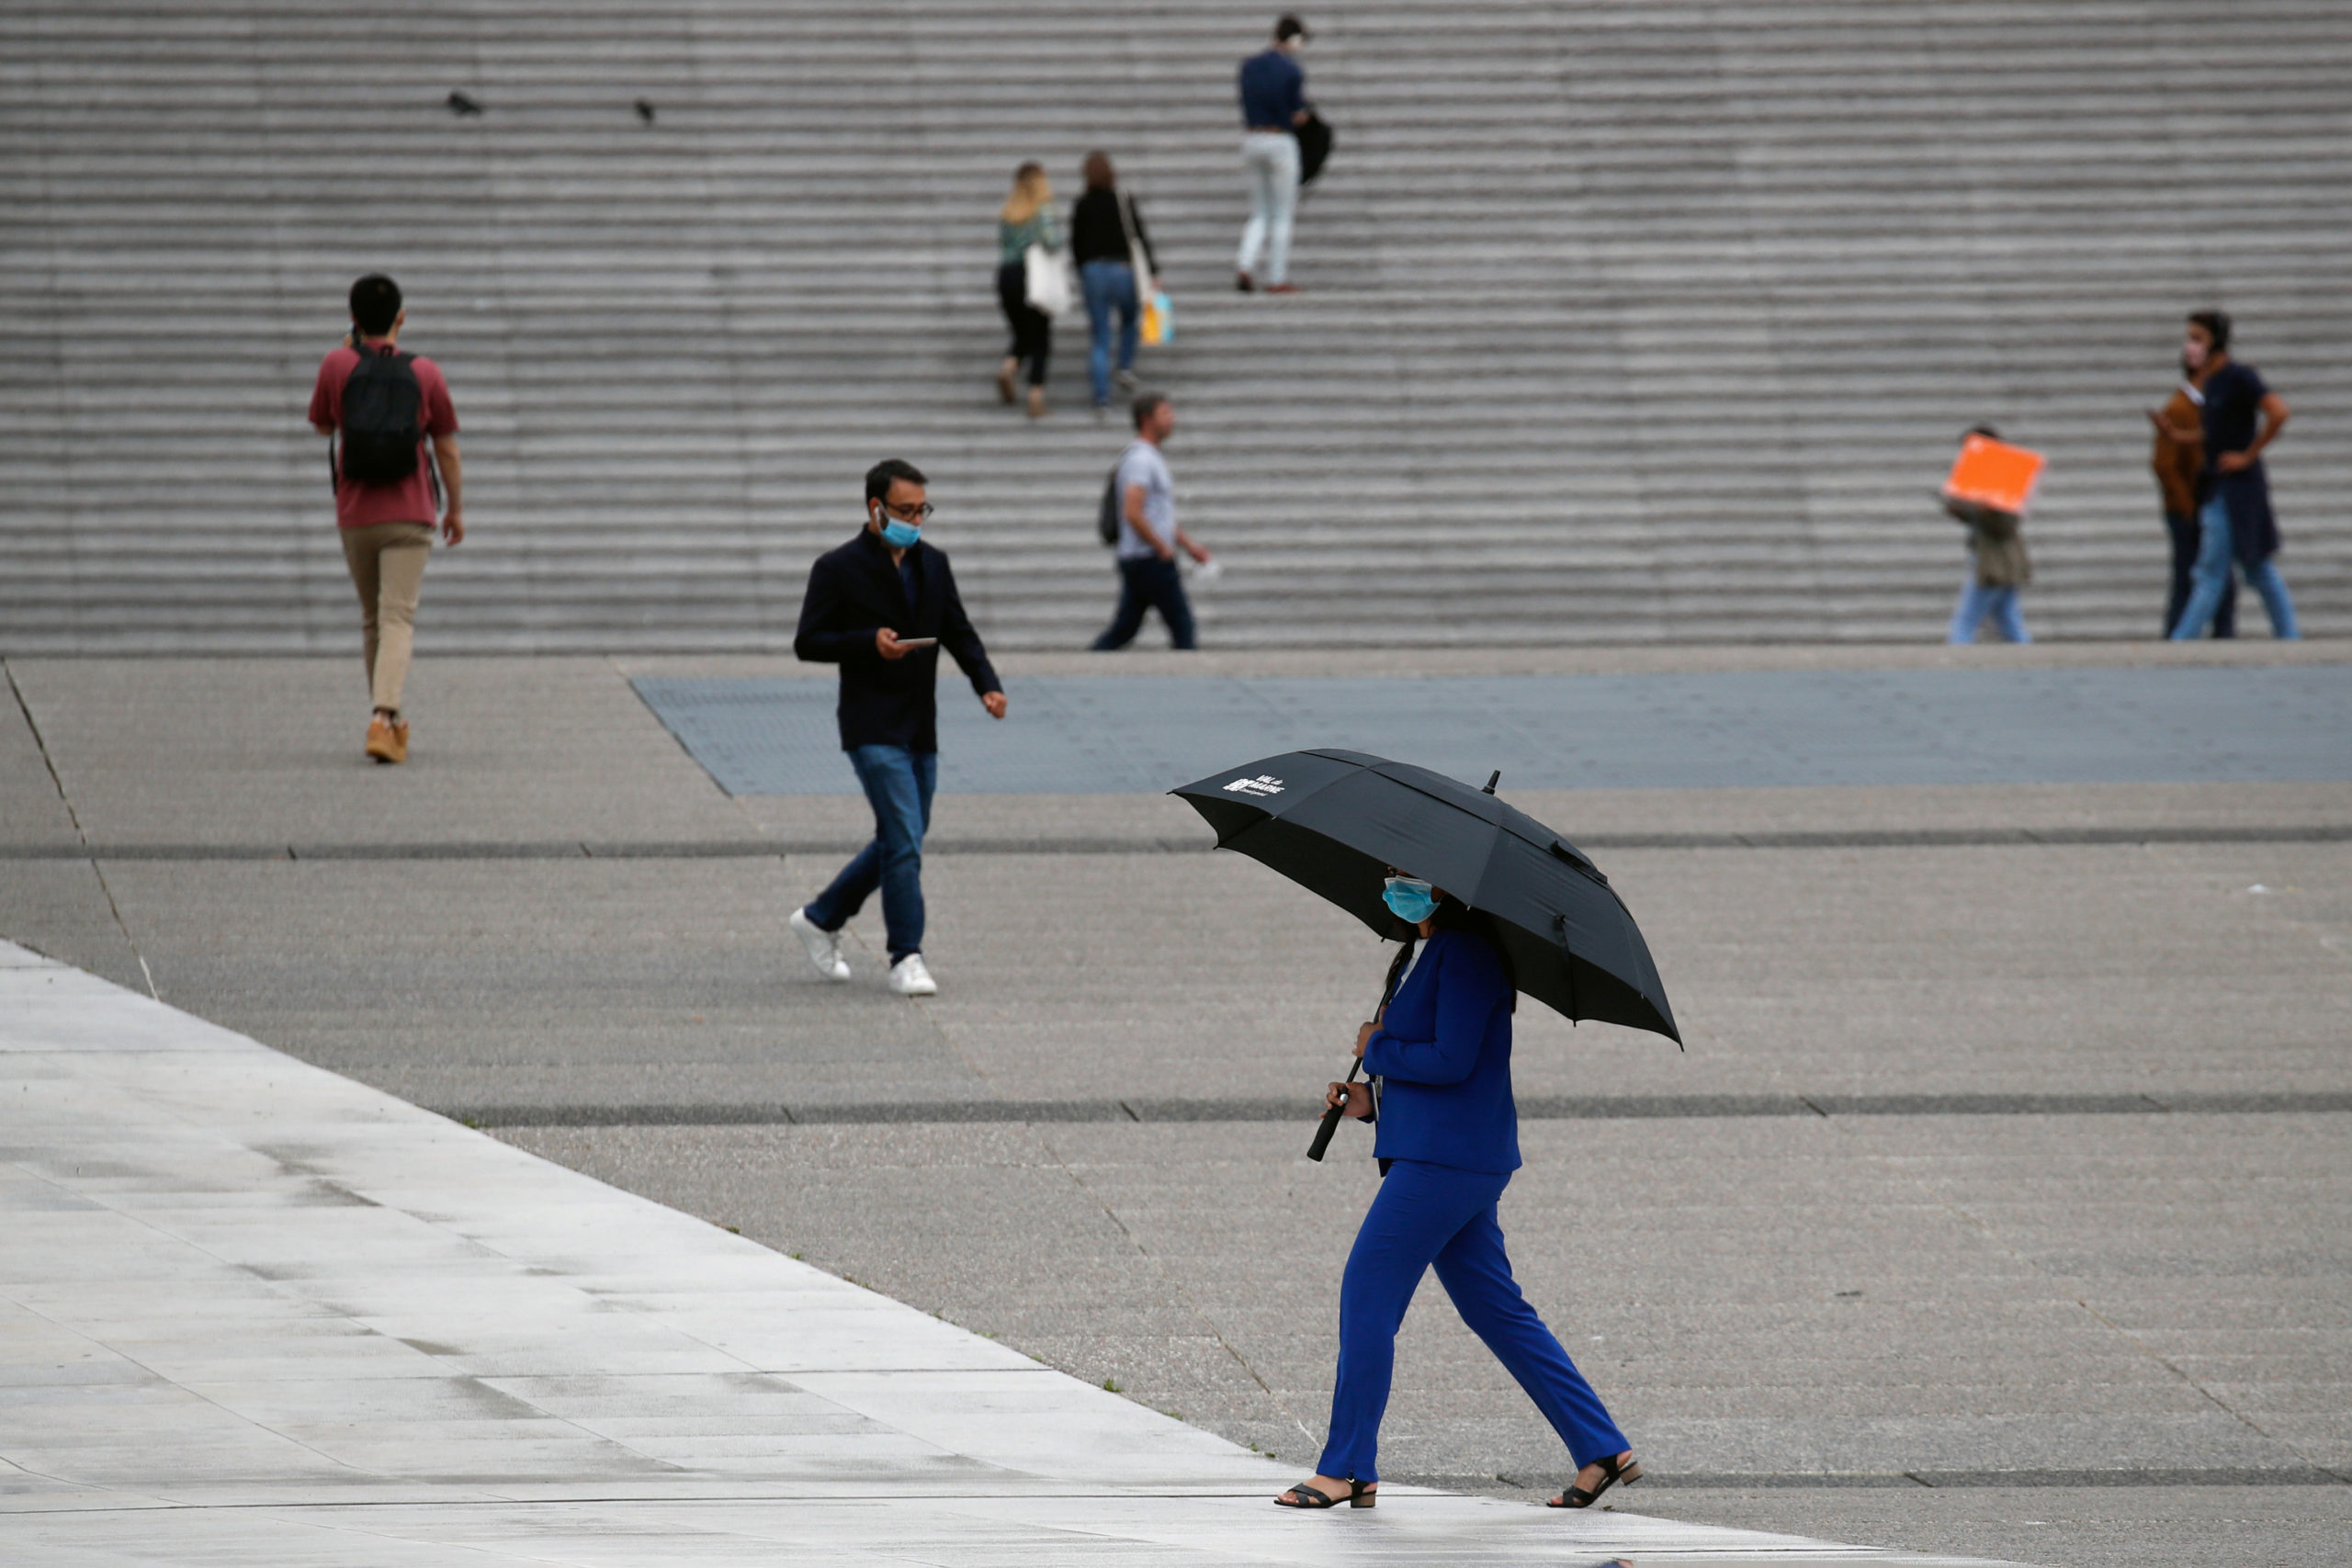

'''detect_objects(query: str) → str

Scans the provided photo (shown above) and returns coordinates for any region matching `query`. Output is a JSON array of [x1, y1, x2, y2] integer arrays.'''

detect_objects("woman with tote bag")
[[1069, 151, 1162, 414], [996, 162, 1066, 418]]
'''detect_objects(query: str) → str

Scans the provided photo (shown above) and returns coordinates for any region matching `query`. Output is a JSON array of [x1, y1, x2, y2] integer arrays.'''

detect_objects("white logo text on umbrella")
[[1223, 774, 1285, 796]]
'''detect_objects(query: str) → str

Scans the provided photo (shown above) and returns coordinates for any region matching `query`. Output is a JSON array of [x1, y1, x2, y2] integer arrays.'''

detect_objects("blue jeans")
[[804, 745, 936, 964], [1318, 1159, 1627, 1483], [1091, 556, 1196, 650], [1949, 581, 2029, 644], [2165, 509, 2235, 637], [2173, 494, 2297, 639], [1080, 260, 1139, 407]]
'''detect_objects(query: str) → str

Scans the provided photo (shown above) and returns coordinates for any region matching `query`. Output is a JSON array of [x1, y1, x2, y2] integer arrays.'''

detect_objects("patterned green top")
[[1000, 209, 1062, 266]]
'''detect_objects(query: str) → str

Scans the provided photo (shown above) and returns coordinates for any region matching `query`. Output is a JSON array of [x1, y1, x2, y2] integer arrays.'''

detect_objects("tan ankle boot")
[[365, 714, 409, 764]]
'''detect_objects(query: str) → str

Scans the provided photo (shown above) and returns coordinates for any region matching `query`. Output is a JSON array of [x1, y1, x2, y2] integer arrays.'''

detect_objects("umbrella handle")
[[1306, 1057, 1363, 1162]]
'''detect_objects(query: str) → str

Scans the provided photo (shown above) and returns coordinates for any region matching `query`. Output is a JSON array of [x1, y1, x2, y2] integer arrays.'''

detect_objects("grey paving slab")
[[38, 839, 2352, 1114], [90, 856, 979, 1110], [897, 841, 2352, 1104], [499, 1106, 2352, 1506], [0, 858, 147, 992], [0, 940, 1959, 1567], [1621, 1485, 2352, 1568], [7, 658, 753, 849], [0, 674, 78, 851], [635, 668, 2352, 797]]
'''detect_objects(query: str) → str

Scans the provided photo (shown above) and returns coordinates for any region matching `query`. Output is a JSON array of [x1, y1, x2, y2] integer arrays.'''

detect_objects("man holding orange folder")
[[1940, 425, 2038, 644]]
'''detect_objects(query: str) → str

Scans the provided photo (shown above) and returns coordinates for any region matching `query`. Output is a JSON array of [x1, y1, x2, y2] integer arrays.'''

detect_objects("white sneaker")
[[789, 907, 850, 981], [887, 953, 937, 997]]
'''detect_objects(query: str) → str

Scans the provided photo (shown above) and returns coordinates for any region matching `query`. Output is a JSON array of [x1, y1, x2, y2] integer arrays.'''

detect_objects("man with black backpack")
[[308, 274, 463, 764], [1091, 392, 1213, 650]]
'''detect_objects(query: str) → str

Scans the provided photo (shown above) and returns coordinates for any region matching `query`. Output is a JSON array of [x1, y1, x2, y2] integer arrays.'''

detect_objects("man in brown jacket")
[[2153, 367, 2234, 637]]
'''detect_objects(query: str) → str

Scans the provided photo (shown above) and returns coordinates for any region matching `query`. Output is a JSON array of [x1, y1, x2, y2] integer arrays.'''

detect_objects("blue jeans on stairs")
[[1080, 259, 1139, 408]]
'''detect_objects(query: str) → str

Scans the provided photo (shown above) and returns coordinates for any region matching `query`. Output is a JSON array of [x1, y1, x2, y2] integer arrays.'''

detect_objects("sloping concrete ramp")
[[0, 940, 1994, 1565]]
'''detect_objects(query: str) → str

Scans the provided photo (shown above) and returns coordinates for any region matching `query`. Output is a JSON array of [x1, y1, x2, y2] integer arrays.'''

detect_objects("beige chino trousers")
[[340, 522, 433, 713]]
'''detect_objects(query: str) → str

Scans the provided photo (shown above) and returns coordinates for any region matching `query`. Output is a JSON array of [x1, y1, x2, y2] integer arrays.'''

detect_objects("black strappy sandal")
[[1547, 1451, 1641, 1508], [1274, 1476, 1376, 1509]]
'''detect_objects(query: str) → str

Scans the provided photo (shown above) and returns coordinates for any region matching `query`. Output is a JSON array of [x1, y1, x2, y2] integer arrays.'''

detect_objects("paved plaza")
[[4, 940, 1933, 1566], [3, 644, 2349, 1566]]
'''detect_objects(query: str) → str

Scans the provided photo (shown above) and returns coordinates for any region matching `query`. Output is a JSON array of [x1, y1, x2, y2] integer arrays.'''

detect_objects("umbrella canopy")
[[1171, 749, 1679, 1044]]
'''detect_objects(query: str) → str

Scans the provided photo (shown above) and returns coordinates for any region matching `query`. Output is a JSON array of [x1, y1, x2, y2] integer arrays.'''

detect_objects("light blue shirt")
[[1114, 440, 1175, 560]]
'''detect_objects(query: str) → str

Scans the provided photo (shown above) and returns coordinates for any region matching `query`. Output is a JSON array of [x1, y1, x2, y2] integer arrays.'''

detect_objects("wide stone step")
[[6, 0, 2349, 649]]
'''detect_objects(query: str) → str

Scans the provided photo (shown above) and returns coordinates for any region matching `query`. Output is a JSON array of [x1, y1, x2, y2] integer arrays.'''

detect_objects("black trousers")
[[1091, 556, 1196, 650], [2165, 509, 2236, 637], [996, 262, 1050, 387]]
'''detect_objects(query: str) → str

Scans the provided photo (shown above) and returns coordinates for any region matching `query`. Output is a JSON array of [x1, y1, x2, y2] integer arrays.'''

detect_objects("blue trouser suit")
[[1317, 1156, 1627, 1483]]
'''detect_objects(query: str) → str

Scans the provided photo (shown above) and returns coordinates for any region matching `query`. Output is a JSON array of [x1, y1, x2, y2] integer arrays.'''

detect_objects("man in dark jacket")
[[789, 459, 1007, 997], [2156, 310, 2299, 640]]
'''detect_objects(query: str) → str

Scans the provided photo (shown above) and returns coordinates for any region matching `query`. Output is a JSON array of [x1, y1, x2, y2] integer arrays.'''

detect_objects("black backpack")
[[1097, 456, 1125, 546], [1297, 107, 1334, 185], [338, 344, 424, 485]]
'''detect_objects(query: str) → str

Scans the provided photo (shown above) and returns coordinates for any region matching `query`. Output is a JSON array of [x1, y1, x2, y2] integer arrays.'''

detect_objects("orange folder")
[[1942, 434, 2045, 516]]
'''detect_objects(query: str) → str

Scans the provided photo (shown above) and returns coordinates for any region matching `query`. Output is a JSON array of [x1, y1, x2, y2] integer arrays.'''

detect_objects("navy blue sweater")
[[1238, 48, 1305, 129], [1363, 928, 1521, 1173]]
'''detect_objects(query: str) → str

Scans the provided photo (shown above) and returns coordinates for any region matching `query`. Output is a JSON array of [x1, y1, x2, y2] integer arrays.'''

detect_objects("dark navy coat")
[[2199, 361, 2281, 565], [794, 527, 1001, 752]]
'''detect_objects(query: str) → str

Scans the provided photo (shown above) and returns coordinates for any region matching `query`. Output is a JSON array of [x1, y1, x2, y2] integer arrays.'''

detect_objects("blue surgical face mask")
[[1382, 875, 1438, 924], [877, 514, 922, 549]]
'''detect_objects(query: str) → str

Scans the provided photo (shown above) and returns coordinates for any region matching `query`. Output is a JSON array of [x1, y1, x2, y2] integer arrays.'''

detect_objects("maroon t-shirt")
[[309, 344, 458, 528]]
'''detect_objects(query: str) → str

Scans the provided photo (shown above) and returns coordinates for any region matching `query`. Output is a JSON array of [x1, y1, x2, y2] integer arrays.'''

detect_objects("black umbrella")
[[1171, 749, 1679, 1151]]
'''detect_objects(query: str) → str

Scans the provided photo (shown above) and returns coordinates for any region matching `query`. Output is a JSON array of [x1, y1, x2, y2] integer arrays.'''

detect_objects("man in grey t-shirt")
[[1091, 392, 1215, 650]]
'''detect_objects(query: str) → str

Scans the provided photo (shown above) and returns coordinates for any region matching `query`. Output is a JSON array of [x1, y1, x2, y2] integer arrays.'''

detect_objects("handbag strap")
[[1116, 190, 1149, 276]]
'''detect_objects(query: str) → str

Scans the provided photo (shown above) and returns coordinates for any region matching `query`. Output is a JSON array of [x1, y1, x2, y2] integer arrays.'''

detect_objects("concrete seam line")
[[452, 1091, 2352, 1128], [10, 823, 2350, 861], [1615, 1467, 2352, 1489]]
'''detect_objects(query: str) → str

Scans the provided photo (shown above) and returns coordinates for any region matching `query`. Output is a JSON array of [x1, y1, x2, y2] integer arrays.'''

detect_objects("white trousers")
[[1237, 130, 1301, 284]]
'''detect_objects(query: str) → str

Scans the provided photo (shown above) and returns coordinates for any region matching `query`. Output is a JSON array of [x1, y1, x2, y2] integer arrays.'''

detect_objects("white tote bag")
[[1117, 190, 1153, 290], [1023, 243, 1075, 318]]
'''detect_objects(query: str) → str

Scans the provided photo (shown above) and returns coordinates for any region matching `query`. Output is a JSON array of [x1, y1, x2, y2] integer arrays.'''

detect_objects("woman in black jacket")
[[1069, 151, 1159, 414]]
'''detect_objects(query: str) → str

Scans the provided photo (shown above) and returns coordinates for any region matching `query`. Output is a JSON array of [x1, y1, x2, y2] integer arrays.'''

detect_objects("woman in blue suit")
[[1273, 873, 1640, 1513]]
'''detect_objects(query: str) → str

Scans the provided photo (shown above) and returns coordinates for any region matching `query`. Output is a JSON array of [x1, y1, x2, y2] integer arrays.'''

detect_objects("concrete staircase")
[[5, 0, 2348, 651]]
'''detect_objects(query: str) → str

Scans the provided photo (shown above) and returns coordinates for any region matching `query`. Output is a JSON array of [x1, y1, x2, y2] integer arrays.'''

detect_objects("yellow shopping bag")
[[1141, 289, 1173, 347]]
